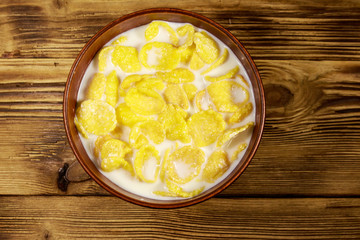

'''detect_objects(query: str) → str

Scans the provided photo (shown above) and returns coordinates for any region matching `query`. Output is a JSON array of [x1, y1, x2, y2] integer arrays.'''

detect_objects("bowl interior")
[[63, 8, 265, 208]]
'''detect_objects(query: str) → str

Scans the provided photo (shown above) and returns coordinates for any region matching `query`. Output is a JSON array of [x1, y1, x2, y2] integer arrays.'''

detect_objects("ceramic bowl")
[[63, 8, 265, 208]]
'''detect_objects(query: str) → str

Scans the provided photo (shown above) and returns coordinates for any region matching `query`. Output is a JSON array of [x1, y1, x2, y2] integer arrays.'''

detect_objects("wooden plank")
[[1, 0, 360, 60], [0, 118, 108, 195], [0, 196, 359, 239], [0, 58, 359, 196], [225, 59, 360, 196], [0, 59, 70, 118]]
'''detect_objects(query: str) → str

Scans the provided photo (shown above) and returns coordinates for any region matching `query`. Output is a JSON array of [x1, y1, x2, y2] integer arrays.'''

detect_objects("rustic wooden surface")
[[1, 0, 360, 239]]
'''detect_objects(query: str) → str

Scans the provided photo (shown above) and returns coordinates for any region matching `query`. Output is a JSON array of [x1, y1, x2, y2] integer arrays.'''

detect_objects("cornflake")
[[140, 42, 180, 70], [76, 99, 116, 136], [129, 120, 165, 149], [202, 150, 230, 183], [163, 84, 189, 110], [125, 87, 165, 115], [207, 80, 249, 113], [112, 45, 141, 73], [187, 109, 226, 147]]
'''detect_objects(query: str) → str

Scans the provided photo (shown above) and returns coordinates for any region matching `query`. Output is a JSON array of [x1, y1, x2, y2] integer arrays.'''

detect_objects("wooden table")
[[1, 0, 360, 239]]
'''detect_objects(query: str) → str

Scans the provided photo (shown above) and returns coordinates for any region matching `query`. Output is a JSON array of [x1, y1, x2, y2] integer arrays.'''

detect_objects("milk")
[[77, 21, 256, 200]]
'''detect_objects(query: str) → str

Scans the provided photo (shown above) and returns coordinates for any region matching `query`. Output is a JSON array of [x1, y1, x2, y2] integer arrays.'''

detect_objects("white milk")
[[77, 21, 256, 200]]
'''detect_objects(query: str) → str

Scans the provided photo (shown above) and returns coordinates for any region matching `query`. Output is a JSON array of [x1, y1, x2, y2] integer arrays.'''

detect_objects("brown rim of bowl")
[[63, 8, 265, 208]]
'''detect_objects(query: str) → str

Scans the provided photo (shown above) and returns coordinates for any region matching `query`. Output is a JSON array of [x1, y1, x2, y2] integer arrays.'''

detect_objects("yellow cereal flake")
[[173, 104, 189, 119], [140, 42, 180, 70], [205, 65, 239, 82], [119, 88, 126, 97], [105, 70, 120, 107], [167, 146, 205, 184], [121, 74, 145, 90], [202, 149, 230, 183], [98, 46, 114, 72], [179, 44, 195, 64], [74, 117, 89, 139], [201, 48, 229, 75], [134, 145, 160, 183], [112, 45, 141, 73], [216, 122, 254, 147], [166, 179, 205, 198], [156, 68, 195, 84], [145, 21, 178, 46], [231, 143, 247, 162], [100, 138, 132, 159], [187, 109, 226, 147], [183, 83, 198, 102], [135, 78, 165, 90], [131, 134, 149, 149], [140, 121, 165, 144], [101, 157, 121, 172], [101, 156, 134, 174], [86, 73, 106, 100], [159, 147, 171, 182], [94, 135, 112, 158], [153, 190, 178, 197], [207, 80, 249, 113], [163, 84, 189, 110], [194, 31, 220, 64], [129, 120, 165, 149], [228, 102, 253, 125], [195, 90, 205, 111], [99, 138, 133, 173], [76, 99, 116, 136], [111, 36, 128, 45], [125, 87, 165, 115], [110, 125, 123, 139], [237, 74, 250, 88], [177, 24, 195, 50], [115, 103, 152, 127], [189, 52, 205, 70], [158, 104, 191, 143], [195, 90, 215, 112]]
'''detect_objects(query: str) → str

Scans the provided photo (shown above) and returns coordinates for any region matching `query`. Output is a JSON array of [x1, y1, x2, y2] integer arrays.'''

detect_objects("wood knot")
[[2, 50, 21, 58], [43, 229, 50, 240], [54, 0, 67, 9], [57, 163, 69, 192], [264, 84, 293, 108]]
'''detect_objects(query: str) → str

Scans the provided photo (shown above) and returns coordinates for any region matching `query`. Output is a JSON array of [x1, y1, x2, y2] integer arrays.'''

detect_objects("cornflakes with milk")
[[75, 20, 256, 200]]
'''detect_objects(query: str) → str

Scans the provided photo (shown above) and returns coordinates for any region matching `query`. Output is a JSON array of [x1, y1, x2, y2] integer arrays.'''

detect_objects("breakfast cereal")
[[75, 20, 255, 199]]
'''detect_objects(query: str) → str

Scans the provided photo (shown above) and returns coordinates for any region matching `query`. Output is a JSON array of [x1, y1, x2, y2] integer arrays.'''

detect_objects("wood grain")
[[0, 59, 68, 119], [0, 59, 68, 118], [1, 0, 360, 238], [0, 196, 359, 239], [1, 0, 360, 60], [0, 59, 359, 196]]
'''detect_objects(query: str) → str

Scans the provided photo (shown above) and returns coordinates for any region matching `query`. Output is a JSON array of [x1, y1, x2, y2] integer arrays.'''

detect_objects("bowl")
[[63, 8, 265, 208]]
